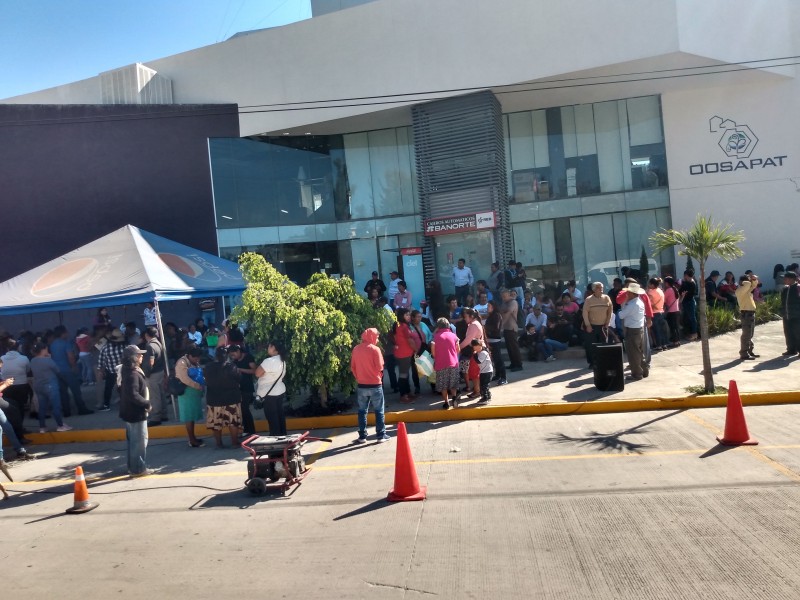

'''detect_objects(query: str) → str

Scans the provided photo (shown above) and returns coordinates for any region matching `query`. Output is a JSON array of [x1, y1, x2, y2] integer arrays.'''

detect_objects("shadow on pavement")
[[19, 438, 245, 483], [532, 368, 591, 388], [333, 498, 393, 521], [711, 359, 746, 375], [698, 444, 738, 459], [545, 410, 685, 453], [190, 486, 293, 509], [748, 356, 796, 372]]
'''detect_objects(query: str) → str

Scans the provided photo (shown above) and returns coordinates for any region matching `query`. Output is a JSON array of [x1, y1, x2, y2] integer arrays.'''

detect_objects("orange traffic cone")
[[65, 466, 99, 514], [716, 380, 758, 446], [387, 422, 427, 502]]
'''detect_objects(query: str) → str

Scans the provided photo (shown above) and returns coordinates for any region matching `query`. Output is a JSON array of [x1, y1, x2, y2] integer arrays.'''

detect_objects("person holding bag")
[[254, 341, 288, 436]]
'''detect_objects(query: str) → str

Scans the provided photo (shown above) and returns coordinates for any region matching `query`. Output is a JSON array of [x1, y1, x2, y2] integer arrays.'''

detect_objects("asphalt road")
[[3, 404, 800, 599]]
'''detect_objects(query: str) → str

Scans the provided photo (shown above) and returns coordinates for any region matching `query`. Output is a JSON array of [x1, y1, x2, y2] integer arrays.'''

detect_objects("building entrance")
[[433, 231, 494, 295]]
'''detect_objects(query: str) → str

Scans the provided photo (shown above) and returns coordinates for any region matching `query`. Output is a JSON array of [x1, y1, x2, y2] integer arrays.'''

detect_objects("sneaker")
[[509, 366, 523, 372], [377, 434, 391, 443], [354, 436, 368, 444], [130, 469, 154, 478], [98, 405, 111, 412], [16, 449, 34, 460], [476, 398, 490, 406], [545, 355, 556, 362], [496, 379, 508, 386], [56, 424, 73, 432]]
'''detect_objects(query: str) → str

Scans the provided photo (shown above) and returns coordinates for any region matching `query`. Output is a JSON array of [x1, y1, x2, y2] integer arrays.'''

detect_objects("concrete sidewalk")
[[17, 319, 800, 445]]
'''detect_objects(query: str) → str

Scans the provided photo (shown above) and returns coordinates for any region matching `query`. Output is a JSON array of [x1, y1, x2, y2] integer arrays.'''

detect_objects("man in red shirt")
[[350, 328, 390, 444]]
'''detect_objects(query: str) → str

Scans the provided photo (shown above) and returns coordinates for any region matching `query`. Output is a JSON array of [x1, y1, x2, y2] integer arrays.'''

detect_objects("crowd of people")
[[349, 258, 800, 439], [0, 305, 288, 477], [3, 258, 798, 472]]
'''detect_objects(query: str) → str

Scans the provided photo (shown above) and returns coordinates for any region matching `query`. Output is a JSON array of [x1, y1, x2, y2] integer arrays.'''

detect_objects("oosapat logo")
[[689, 115, 787, 175], [711, 116, 758, 159]]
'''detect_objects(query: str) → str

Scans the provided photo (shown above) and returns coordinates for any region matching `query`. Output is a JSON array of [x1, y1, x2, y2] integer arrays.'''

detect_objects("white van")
[[588, 258, 660, 288]]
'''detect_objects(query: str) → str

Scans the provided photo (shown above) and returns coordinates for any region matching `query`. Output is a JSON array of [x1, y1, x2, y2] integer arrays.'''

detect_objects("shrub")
[[755, 292, 781, 325], [707, 305, 739, 336]]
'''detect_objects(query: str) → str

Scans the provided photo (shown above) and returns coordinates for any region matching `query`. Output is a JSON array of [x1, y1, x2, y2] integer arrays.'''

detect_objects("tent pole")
[[153, 298, 178, 421]]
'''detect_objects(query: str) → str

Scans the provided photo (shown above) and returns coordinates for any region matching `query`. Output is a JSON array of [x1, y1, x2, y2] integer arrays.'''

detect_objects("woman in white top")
[[254, 341, 288, 436]]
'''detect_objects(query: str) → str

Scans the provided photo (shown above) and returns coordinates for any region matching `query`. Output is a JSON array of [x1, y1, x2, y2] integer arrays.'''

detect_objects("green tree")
[[639, 246, 649, 284], [650, 215, 744, 393], [232, 253, 395, 407]]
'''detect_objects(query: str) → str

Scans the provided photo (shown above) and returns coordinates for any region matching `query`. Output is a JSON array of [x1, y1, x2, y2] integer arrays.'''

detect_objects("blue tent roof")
[[0, 225, 245, 315]]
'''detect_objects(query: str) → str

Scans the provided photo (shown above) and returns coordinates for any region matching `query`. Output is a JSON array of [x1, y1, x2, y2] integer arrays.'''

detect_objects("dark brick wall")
[[0, 103, 240, 281]]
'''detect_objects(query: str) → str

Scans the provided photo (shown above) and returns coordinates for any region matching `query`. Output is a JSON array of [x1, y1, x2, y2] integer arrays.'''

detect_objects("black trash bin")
[[592, 343, 624, 392]]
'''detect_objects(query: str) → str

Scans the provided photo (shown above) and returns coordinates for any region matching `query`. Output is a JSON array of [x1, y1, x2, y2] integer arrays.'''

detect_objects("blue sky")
[[0, 0, 312, 99]]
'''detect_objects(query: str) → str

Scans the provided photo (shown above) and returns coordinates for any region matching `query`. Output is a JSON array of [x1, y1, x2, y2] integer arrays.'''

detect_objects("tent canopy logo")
[[31, 258, 99, 297], [30, 254, 122, 297], [709, 116, 758, 159], [157, 253, 236, 283]]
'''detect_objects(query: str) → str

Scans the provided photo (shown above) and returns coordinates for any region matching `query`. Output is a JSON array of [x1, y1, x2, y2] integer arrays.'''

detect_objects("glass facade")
[[210, 94, 672, 295], [504, 96, 668, 203], [210, 128, 422, 287]]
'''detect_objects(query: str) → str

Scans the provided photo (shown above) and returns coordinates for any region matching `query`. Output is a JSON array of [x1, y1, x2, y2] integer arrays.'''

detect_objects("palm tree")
[[650, 215, 745, 393]]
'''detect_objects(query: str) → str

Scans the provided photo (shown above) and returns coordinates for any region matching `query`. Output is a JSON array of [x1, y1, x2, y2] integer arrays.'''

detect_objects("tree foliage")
[[650, 214, 745, 392], [232, 253, 395, 399], [639, 246, 649, 284]]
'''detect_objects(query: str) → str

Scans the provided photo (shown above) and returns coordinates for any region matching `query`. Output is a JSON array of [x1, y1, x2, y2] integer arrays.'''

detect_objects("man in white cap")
[[618, 282, 648, 381]]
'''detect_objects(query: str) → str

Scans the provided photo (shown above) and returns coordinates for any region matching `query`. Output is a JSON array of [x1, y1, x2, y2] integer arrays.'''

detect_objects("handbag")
[[168, 375, 187, 396], [415, 350, 434, 378], [253, 361, 285, 410]]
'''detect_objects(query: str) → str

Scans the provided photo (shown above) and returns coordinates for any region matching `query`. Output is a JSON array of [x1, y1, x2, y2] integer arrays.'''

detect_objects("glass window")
[[505, 96, 667, 202]]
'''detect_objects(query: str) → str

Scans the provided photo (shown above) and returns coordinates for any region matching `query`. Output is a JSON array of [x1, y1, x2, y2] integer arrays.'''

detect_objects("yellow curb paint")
[[10, 444, 800, 488], [22, 391, 800, 446]]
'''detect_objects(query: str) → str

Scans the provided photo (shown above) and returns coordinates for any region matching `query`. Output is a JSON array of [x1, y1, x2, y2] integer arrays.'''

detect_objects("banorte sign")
[[424, 211, 497, 236]]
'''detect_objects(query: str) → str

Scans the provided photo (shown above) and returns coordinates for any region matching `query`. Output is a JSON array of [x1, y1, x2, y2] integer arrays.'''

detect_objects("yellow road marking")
[[685, 411, 800, 483], [306, 429, 337, 466], [9, 444, 800, 487]]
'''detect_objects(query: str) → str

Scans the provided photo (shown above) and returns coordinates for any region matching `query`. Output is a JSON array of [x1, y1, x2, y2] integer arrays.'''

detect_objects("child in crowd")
[[519, 323, 540, 361], [471, 338, 494, 405]]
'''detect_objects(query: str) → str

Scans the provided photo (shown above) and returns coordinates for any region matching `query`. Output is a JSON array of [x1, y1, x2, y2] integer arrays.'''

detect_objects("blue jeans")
[[78, 354, 95, 384], [683, 299, 698, 335], [35, 383, 64, 428], [57, 369, 88, 413], [0, 407, 24, 461], [356, 386, 386, 439], [125, 421, 149, 475], [538, 338, 568, 358]]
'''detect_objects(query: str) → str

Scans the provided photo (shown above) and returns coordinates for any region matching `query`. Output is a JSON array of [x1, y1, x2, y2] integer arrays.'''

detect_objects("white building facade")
[[6, 0, 799, 292]]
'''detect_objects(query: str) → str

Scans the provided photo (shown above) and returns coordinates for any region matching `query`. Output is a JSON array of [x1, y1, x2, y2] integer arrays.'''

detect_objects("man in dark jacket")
[[119, 345, 152, 477], [780, 271, 800, 357], [143, 326, 167, 426]]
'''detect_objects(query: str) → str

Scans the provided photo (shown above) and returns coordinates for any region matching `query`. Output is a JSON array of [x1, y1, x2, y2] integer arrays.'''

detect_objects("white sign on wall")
[[688, 115, 787, 176]]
